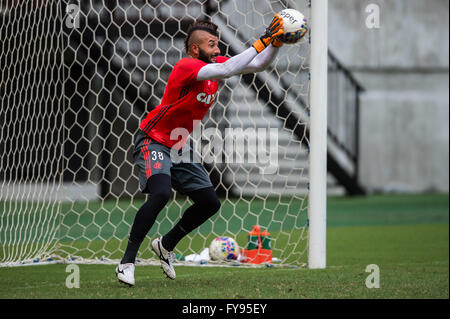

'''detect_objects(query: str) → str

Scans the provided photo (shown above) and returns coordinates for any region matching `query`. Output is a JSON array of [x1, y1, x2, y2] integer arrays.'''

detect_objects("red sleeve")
[[174, 56, 230, 85], [173, 58, 207, 85], [216, 56, 230, 63]]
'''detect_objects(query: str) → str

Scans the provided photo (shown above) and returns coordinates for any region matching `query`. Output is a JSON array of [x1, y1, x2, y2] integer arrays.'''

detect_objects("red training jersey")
[[139, 56, 229, 149]]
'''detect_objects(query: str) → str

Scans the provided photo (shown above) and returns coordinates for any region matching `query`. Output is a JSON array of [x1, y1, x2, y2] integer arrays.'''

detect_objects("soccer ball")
[[276, 9, 308, 44], [209, 236, 239, 261]]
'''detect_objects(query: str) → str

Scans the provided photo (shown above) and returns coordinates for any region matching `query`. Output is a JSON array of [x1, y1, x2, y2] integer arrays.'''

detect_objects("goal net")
[[0, 0, 314, 267]]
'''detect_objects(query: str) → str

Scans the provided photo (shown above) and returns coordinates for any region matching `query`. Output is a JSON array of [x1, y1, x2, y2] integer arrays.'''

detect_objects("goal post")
[[0, 0, 327, 269], [308, 0, 328, 269]]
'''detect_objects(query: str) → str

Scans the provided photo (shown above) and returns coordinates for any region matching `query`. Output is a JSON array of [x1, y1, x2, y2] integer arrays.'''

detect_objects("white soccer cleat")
[[115, 263, 135, 287], [152, 237, 176, 280]]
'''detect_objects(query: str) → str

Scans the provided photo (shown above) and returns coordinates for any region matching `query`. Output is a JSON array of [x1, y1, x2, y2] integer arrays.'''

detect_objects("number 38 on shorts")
[[151, 151, 165, 161], [133, 132, 173, 182]]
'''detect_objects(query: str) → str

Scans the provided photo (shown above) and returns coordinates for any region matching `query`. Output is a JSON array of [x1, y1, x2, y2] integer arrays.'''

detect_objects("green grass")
[[0, 223, 447, 299], [0, 193, 448, 298]]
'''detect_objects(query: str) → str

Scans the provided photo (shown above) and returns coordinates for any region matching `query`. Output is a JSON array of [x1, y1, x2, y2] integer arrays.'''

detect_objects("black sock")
[[162, 187, 221, 251], [121, 239, 141, 264], [121, 174, 172, 264]]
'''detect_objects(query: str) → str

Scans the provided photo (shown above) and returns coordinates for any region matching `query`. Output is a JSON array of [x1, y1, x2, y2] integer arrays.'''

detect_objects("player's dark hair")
[[184, 19, 219, 53]]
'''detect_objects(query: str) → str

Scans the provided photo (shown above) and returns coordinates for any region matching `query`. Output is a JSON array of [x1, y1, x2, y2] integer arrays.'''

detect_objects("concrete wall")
[[328, 0, 449, 193]]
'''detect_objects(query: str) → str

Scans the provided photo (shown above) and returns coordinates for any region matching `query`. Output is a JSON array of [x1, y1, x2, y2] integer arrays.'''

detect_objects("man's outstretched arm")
[[239, 43, 280, 74], [197, 15, 283, 80]]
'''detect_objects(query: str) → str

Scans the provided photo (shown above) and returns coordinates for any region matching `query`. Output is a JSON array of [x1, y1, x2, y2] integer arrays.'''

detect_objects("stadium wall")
[[329, 0, 449, 193]]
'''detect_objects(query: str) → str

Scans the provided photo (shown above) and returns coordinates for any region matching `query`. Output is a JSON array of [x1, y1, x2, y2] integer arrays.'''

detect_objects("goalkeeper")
[[116, 15, 284, 286]]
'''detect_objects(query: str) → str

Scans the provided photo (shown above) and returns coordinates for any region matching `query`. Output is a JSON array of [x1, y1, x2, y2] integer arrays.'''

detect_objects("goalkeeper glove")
[[252, 14, 284, 53], [272, 37, 284, 48]]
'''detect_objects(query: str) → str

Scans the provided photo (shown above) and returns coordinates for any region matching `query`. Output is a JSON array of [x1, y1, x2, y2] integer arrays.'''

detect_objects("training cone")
[[241, 225, 272, 264]]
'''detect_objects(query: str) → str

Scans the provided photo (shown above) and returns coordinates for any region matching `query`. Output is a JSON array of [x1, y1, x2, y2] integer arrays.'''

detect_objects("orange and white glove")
[[252, 14, 284, 53], [271, 37, 284, 48]]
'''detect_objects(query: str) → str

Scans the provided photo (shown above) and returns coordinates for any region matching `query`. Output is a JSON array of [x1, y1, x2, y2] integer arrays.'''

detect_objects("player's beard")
[[198, 48, 217, 64]]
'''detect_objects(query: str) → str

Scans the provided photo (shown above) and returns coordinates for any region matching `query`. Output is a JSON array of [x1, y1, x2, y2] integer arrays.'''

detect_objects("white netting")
[[0, 0, 310, 267]]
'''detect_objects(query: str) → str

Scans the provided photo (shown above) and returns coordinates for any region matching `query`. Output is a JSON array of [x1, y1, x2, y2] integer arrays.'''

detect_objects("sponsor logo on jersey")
[[196, 92, 216, 104]]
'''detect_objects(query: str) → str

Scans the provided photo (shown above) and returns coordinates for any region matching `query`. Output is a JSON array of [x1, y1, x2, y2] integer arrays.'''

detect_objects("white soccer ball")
[[276, 8, 308, 44], [209, 236, 239, 261]]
